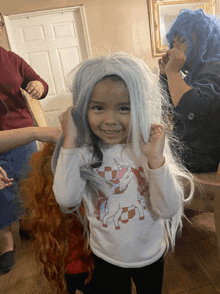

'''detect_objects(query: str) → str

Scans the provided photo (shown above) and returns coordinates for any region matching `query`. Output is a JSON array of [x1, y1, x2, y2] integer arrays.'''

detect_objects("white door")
[[4, 7, 91, 127]]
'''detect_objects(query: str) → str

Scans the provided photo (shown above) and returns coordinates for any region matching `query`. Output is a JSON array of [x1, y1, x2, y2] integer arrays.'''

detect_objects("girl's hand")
[[165, 48, 186, 74], [142, 124, 166, 169], [0, 167, 13, 190], [59, 106, 77, 136], [26, 81, 44, 99], [59, 106, 78, 148]]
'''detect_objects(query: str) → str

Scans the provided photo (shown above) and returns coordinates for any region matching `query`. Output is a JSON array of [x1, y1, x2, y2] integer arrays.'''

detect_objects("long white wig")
[[52, 52, 194, 252], [68, 52, 161, 154]]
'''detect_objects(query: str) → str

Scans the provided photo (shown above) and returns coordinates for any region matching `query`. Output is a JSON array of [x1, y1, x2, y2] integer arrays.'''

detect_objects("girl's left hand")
[[0, 167, 13, 190], [26, 81, 44, 99], [142, 124, 166, 169]]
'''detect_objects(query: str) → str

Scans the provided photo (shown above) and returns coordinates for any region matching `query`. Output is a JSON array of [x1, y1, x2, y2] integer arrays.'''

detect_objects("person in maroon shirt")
[[0, 12, 49, 274], [0, 19, 48, 130]]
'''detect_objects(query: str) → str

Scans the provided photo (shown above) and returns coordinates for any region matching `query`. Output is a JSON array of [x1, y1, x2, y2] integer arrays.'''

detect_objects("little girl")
[[52, 52, 194, 294]]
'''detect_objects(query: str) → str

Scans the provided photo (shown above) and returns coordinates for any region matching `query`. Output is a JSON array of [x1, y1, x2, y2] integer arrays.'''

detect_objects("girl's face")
[[88, 77, 131, 145], [172, 34, 188, 55]]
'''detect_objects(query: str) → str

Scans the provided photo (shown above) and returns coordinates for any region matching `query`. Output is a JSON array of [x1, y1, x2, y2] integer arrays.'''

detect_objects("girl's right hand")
[[59, 106, 78, 140], [0, 167, 13, 190]]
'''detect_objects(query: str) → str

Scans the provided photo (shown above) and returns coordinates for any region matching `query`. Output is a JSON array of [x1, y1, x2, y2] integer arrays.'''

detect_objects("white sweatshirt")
[[53, 144, 181, 268]]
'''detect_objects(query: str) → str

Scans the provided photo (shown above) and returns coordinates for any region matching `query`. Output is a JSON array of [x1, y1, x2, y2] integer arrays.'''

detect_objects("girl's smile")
[[88, 77, 130, 145], [101, 130, 122, 140]]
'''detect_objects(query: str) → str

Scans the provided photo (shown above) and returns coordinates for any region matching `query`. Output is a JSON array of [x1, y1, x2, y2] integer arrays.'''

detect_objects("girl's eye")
[[93, 106, 103, 111], [120, 106, 130, 112]]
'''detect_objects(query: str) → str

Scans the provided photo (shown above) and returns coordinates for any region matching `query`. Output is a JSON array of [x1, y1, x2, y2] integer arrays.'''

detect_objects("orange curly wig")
[[19, 143, 94, 294]]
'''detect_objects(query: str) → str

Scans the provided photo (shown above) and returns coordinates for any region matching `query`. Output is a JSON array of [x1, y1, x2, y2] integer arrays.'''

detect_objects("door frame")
[[3, 6, 92, 60]]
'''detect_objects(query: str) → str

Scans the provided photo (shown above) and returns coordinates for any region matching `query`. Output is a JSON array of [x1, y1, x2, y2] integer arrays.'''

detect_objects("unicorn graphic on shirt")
[[100, 159, 147, 229]]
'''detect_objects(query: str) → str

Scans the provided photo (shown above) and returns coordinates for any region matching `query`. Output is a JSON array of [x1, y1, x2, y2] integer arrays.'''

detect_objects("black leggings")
[[78, 254, 164, 294], [65, 272, 89, 293]]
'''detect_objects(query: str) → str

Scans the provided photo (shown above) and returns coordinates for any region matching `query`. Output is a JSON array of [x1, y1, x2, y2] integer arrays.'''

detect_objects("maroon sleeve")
[[18, 55, 49, 99]]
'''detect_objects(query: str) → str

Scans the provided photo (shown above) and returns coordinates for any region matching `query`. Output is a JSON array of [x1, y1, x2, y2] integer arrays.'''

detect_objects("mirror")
[[147, 0, 217, 57]]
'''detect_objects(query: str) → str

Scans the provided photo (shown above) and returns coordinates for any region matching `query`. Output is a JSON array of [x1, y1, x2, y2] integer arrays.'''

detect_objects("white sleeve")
[[52, 147, 87, 213], [143, 159, 182, 219]]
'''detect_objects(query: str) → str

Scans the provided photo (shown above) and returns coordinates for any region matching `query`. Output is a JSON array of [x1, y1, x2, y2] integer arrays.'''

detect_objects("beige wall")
[[0, 0, 158, 69]]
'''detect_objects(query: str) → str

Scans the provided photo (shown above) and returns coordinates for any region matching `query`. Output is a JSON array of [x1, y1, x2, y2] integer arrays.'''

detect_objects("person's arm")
[[160, 55, 220, 124], [141, 124, 165, 170], [52, 106, 84, 212], [25, 81, 46, 100], [59, 106, 78, 149], [141, 124, 181, 218], [174, 62, 220, 124], [166, 72, 192, 107], [53, 147, 86, 212], [0, 127, 62, 153], [146, 160, 182, 219], [164, 48, 192, 107], [18, 54, 49, 99]]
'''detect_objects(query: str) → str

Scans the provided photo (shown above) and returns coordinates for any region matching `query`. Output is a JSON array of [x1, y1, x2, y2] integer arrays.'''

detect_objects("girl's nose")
[[104, 111, 118, 125]]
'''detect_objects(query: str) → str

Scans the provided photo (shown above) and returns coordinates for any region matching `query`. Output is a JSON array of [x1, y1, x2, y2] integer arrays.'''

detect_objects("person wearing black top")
[[159, 9, 220, 173]]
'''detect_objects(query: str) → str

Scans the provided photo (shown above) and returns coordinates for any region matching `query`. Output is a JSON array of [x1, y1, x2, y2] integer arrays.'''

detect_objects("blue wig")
[[166, 9, 220, 85]]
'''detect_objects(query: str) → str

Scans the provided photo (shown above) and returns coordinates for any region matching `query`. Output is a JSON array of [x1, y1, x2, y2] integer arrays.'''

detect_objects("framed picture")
[[147, 0, 216, 57]]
